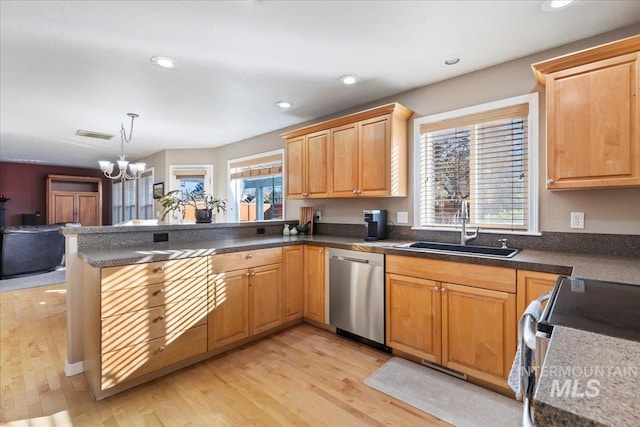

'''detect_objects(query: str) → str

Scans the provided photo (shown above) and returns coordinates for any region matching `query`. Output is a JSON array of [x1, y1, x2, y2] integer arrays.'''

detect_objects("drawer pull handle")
[[158, 314, 165, 320]]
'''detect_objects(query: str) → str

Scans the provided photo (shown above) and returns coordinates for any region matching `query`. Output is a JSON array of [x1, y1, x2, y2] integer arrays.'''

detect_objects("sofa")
[[0, 225, 65, 279]]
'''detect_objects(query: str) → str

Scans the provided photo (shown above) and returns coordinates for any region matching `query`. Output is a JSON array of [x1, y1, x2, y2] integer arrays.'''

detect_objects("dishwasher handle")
[[331, 255, 370, 264]]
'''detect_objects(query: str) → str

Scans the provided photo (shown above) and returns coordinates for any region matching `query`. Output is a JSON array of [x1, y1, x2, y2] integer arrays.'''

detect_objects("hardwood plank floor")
[[1, 284, 450, 426]]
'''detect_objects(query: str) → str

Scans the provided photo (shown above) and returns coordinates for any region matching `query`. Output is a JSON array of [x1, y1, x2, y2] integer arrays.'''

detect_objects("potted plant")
[[159, 190, 226, 223]]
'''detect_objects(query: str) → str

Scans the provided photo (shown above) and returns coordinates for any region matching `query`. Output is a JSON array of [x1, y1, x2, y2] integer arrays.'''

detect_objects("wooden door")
[[282, 246, 304, 322], [516, 270, 558, 317], [285, 136, 305, 198], [50, 192, 76, 223], [386, 273, 441, 364], [304, 246, 325, 323], [249, 264, 282, 335], [306, 131, 329, 197], [359, 115, 391, 196], [547, 52, 639, 189], [441, 282, 516, 388], [329, 123, 359, 197], [208, 269, 249, 350], [77, 193, 101, 225]]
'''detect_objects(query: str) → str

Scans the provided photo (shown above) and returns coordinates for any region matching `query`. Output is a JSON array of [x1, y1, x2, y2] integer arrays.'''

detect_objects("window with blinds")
[[415, 94, 538, 233], [228, 150, 284, 222], [111, 169, 154, 224]]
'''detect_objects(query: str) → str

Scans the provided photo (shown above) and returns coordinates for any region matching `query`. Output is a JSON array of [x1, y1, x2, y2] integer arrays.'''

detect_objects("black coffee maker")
[[364, 209, 388, 241]]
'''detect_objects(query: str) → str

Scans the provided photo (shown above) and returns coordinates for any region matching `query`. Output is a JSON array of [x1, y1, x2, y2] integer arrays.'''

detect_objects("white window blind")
[[123, 180, 137, 221], [417, 96, 537, 233], [112, 182, 123, 224], [137, 171, 153, 220]]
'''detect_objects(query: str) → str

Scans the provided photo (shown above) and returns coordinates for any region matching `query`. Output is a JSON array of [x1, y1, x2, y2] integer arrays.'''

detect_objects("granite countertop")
[[77, 234, 640, 285], [534, 327, 640, 426]]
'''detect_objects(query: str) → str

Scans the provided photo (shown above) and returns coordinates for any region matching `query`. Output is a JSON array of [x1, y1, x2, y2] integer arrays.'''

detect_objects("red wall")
[[0, 162, 112, 226]]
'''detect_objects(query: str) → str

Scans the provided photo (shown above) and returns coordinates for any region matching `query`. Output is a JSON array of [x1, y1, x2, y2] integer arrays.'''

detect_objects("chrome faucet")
[[460, 200, 479, 245]]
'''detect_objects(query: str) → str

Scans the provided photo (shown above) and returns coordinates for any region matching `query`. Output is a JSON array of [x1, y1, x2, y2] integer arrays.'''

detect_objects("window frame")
[[413, 93, 539, 235]]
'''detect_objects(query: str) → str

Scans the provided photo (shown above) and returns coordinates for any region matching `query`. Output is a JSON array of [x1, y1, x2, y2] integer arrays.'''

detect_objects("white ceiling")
[[1, 1, 639, 168]]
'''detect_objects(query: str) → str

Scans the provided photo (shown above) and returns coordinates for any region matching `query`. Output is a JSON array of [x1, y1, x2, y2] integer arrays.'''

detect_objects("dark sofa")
[[0, 225, 65, 279]]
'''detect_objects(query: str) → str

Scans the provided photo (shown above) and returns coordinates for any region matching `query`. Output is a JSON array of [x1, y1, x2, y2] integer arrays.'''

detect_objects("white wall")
[[141, 24, 640, 235]]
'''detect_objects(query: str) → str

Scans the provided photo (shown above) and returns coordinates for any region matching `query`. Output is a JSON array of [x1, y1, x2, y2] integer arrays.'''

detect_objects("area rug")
[[364, 357, 521, 427], [0, 269, 66, 292]]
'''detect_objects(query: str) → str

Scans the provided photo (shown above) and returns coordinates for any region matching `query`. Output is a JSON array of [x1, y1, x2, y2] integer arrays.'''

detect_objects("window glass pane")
[[137, 174, 154, 220], [112, 181, 123, 225], [123, 180, 137, 221]]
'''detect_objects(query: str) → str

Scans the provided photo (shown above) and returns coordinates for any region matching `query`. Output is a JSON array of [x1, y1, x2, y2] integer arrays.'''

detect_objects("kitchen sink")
[[394, 241, 520, 258]]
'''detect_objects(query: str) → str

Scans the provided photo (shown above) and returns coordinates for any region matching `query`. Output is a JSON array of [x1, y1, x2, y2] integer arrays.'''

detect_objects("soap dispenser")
[[283, 224, 290, 236]]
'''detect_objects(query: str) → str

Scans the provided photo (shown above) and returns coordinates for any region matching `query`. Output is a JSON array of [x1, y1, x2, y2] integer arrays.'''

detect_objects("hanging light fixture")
[[98, 113, 146, 180]]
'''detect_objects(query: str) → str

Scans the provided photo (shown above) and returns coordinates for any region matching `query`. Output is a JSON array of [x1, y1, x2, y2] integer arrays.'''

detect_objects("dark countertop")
[[533, 327, 640, 426], [77, 234, 640, 285]]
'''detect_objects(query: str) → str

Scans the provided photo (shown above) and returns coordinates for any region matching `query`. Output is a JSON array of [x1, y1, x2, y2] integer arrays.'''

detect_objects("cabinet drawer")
[[101, 276, 208, 317], [102, 297, 207, 353], [386, 255, 515, 293], [101, 324, 207, 390], [210, 247, 282, 272], [101, 257, 207, 292]]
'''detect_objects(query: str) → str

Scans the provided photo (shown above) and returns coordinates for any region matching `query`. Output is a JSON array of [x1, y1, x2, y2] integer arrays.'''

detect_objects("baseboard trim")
[[64, 360, 84, 377]]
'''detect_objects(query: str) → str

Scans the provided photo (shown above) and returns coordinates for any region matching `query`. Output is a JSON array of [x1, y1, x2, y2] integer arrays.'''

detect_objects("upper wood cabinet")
[[285, 130, 328, 199], [282, 103, 413, 199], [46, 174, 103, 225], [532, 35, 640, 190]]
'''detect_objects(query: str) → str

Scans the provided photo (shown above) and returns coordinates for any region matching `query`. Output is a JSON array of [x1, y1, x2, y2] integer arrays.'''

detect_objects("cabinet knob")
[[357, 189, 362, 194], [441, 287, 446, 293], [153, 265, 165, 273], [352, 189, 358, 194], [302, 192, 308, 197], [158, 314, 165, 320], [433, 286, 439, 291], [247, 254, 253, 259], [547, 178, 554, 185], [251, 272, 256, 276], [245, 272, 251, 276], [158, 346, 165, 352]]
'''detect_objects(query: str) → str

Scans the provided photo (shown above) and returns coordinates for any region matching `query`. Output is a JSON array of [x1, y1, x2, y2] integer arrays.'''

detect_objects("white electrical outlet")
[[314, 210, 322, 222], [570, 212, 585, 229], [397, 211, 409, 224]]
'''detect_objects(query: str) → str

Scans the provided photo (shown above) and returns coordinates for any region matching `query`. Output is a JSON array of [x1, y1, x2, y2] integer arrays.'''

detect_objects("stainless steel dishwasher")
[[329, 248, 386, 348]]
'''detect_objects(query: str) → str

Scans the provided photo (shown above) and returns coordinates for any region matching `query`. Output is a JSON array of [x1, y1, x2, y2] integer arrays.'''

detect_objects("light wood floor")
[[1, 284, 450, 426]]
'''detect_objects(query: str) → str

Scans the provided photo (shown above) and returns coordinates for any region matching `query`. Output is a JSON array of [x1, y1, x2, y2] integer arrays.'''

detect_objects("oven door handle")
[[523, 292, 551, 350], [523, 395, 535, 427]]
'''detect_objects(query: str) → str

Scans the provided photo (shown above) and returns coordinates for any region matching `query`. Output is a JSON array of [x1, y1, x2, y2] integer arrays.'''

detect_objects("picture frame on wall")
[[153, 182, 164, 199]]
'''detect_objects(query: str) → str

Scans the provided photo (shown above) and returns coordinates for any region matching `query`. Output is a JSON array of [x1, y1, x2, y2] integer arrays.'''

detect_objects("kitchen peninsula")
[[62, 222, 640, 404]]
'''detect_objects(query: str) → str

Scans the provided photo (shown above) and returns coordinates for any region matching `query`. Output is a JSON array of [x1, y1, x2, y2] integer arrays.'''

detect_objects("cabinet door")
[[306, 131, 329, 197], [250, 264, 282, 335], [516, 270, 558, 317], [304, 246, 325, 323], [208, 269, 249, 350], [359, 115, 391, 196], [386, 273, 441, 364], [329, 123, 359, 197], [51, 192, 76, 223], [547, 52, 639, 189], [441, 283, 516, 388], [285, 136, 305, 198], [77, 193, 101, 226], [283, 246, 304, 322]]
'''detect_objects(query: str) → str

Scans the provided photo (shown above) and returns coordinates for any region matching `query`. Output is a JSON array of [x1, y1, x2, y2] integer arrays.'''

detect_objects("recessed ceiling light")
[[275, 101, 293, 109], [542, 0, 576, 11], [444, 56, 461, 66], [151, 56, 177, 69], [339, 75, 359, 85]]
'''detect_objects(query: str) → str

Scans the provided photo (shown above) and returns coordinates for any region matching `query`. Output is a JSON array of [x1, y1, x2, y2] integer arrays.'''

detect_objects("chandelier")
[[98, 113, 146, 180]]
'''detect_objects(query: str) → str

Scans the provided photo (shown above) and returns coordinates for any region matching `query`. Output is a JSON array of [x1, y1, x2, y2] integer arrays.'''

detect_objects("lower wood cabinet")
[[207, 248, 283, 351], [283, 246, 305, 322], [516, 269, 559, 317], [304, 245, 325, 323], [386, 255, 517, 389]]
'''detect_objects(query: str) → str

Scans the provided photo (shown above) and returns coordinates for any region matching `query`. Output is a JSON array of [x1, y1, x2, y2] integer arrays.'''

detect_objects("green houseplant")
[[159, 190, 227, 223]]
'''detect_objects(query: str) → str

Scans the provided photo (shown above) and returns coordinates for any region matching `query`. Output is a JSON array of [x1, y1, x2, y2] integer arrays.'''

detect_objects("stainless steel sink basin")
[[395, 241, 520, 258]]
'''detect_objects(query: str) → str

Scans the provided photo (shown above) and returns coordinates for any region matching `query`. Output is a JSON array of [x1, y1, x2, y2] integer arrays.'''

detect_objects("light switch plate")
[[397, 211, 409, 224]]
